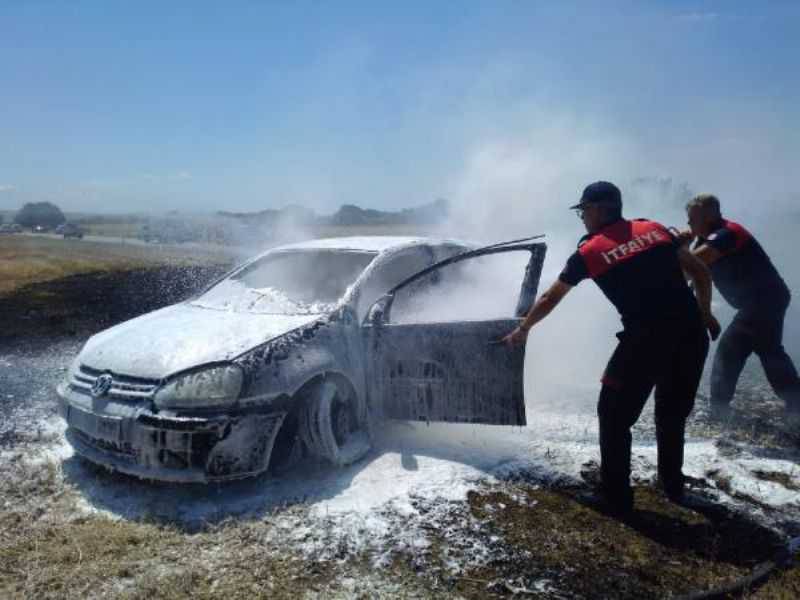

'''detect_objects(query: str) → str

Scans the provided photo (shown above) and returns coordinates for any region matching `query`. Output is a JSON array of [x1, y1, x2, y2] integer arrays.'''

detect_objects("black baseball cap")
[[570, 181, 622, 210]]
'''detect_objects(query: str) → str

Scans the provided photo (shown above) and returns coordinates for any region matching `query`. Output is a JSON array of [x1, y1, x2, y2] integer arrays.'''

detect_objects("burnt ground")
[[0, 264, 230, 346], [1, 267, 800, 599]]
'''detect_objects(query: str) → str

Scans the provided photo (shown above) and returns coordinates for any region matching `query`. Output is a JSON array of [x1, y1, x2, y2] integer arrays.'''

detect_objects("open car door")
[[364, 241, 546, 426]]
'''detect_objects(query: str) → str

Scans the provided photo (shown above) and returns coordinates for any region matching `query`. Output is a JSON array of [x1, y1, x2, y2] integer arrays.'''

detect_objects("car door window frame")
[[366, 241, 546, 326], [354, 244, 437, 323]]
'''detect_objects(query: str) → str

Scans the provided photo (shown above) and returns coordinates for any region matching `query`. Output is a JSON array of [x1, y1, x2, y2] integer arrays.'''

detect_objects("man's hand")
[[502, 326, 529, 348], [703, 311, 722, 341], [502, 280, 572, 349]]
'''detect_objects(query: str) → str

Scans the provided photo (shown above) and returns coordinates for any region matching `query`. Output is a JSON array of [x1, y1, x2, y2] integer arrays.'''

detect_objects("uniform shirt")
[[699, 219, 788, 310], [559, 219, 700, 328]]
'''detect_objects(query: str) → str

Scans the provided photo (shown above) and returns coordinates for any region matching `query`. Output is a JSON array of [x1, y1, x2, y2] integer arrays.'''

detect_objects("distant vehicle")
[[57, 236, 547, 482], [0, 224, 18, 234], [32, 224, 52, 233], [62, 223, 84, 239]]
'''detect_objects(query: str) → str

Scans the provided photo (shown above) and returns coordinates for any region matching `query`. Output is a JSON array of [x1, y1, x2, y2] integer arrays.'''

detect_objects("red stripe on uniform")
[[579, 220, 673, 278], [721, 219, 752, 253]]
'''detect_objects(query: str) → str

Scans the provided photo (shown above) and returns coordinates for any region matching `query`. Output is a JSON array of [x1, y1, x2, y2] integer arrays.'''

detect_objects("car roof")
[[269, 236, 473, 254]]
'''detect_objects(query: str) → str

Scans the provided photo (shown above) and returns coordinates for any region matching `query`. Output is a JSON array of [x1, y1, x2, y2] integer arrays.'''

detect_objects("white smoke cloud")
[[432, 101, 800, 407]]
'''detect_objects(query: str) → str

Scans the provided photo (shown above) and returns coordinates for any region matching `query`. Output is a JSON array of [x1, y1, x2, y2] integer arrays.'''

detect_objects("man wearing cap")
[[503, 181, 720, 514], [683, 194, 800, 419]]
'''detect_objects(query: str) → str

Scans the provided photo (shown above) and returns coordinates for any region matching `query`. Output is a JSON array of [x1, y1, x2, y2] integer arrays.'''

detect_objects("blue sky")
[[1, 1, 798, 214]]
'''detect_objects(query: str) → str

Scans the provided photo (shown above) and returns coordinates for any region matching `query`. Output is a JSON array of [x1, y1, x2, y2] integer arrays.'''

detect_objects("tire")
[[300, 379, 371, 467]]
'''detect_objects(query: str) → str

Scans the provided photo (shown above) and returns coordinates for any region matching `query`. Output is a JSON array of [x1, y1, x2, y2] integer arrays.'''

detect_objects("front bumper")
[[58, 389, 286, 483]]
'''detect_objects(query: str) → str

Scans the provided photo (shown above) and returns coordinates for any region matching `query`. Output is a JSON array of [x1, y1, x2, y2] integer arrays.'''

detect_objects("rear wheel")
[[300, 379, 371, 466]]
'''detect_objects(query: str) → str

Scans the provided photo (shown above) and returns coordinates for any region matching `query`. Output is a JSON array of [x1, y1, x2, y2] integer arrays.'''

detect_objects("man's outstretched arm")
[[502, 280, 573, 346], [677, 246, 721, 340]]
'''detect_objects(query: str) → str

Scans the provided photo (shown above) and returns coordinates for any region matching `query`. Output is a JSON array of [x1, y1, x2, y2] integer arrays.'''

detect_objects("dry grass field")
[[1, 448, 798, 600], [0, 235, 232, 295], [2, 231, 799, 599], [0, 224, 440, 295]]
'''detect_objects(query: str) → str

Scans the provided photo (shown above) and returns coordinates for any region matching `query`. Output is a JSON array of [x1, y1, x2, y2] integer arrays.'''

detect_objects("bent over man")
[[685, 194, 800, 418], [504, 181, 720, 514]]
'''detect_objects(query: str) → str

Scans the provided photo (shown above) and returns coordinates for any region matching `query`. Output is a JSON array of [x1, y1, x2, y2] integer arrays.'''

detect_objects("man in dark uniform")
[[504, 181, 720, 514], [684, 194, 800, 418]]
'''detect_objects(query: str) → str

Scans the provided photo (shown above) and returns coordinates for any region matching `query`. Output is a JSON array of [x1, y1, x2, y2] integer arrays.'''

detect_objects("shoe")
[[664, 487, 685, 504], [576, 489, 634, 518], [656, 473, 688, 498]]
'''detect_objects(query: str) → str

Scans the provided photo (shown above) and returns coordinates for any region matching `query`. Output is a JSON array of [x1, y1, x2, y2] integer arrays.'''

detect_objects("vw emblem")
[[91, 374, 113, 398]]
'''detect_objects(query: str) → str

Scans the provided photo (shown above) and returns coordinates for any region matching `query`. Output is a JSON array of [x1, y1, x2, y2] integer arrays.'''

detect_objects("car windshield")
[[192, 249, 378, 314]]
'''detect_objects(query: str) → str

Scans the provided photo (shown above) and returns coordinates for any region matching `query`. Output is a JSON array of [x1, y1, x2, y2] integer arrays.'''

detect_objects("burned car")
[[57, 236, 546, 482]]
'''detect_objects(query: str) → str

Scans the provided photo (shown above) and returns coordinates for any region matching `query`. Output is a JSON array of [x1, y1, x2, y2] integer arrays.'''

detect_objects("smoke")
[[224, 209, 321, 264], [431, 103, 800, 408]]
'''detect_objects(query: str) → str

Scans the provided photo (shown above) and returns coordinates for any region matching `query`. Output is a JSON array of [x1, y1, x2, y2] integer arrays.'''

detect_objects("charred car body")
[[57, 236, 546, 482]]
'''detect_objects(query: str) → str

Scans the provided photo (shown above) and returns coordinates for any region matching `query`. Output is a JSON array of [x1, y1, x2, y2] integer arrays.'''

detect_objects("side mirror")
[[367, 295, 392, 325]]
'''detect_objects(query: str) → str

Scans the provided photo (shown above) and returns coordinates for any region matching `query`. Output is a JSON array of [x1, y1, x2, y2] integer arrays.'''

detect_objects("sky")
[[0, 1, 798, 215]]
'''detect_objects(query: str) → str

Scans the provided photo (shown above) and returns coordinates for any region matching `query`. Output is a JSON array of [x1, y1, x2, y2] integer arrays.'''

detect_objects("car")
[[61, 223, 84, 239], [0, 224, 15, 234], [33, 224, 52, 233], [56, 236, 547, 482]]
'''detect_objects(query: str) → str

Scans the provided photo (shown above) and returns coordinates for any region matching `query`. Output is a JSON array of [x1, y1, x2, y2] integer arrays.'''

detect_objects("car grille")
[[70, 429, 140, 463], [70, 365, 160, 401]]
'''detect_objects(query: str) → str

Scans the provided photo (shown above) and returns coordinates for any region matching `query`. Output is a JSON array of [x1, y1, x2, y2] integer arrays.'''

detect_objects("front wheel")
[[300, 380, 371, 466]]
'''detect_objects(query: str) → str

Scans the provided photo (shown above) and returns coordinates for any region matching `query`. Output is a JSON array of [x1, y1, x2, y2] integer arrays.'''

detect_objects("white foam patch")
[[5, 388, 798, 565]]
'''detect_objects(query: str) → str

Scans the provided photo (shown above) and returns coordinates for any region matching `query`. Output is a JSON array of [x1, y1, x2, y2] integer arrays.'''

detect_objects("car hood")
[[79, 303, 322, 379]]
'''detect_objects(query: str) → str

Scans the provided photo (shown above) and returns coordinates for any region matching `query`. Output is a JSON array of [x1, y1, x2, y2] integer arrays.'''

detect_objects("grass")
[[453, 486, 800, 599], [0, 237, 141, 295], [2, 448, 799, 598], [0, 235, 231, 295], [751, 471, 800, 492], [0, 224, 432, 296], [0, 512, 332, 600], [0, 514, 329, 600], [0, 454, 330, 600]]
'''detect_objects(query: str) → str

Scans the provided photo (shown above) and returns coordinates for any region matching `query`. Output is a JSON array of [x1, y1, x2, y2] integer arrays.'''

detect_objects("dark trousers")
[[710, 293, 800, 412], [598, 320, 709, 504]]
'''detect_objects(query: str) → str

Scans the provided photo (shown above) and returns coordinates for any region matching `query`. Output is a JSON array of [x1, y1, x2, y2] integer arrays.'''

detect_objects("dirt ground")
[[1, 240, 799, 599]]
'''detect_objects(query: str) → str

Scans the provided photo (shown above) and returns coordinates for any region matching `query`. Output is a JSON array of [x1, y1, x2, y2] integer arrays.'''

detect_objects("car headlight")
[[154, 365, 243, 409]]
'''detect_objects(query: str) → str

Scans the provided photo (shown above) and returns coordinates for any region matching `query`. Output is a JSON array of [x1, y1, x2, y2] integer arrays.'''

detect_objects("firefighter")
[[683, 194, 800, 419], [503, 181, 720, 514]]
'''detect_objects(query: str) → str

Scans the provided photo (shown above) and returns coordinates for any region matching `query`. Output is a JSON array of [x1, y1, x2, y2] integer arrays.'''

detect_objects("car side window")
[[389, 250, 531, 324], [356, 246, 435, 321]]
